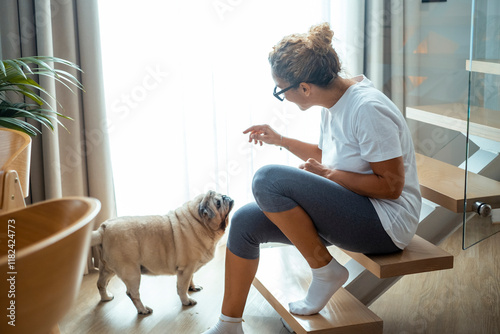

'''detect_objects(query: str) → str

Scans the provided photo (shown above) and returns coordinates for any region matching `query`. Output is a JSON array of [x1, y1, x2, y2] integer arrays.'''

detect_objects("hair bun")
[[306, 22, 334, 55], [269, 22, 340, 87]]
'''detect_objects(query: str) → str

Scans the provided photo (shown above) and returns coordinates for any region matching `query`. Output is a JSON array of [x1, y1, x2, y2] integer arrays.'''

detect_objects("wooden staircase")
[[251, 154, 498, 333], [254, 235, 453, 334], [254, 246, 384, 334]]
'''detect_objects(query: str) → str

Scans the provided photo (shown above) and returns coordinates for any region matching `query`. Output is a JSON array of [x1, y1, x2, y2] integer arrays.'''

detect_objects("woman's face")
[[272, 72, 312, 110]]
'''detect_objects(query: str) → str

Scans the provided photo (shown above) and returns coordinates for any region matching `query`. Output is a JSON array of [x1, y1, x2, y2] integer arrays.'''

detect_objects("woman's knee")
[[227, 203, 263, 259], [252, 165, 298, 212], [252, 164, 292, 205], [252, 165, 280, 196]]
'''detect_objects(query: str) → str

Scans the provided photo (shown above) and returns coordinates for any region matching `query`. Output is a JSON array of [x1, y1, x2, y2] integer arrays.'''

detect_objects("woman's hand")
[[299, 158, 332, 179], [243, 124, 282, 147], [300, 157, 405, 200], [243, 124, 323, 163]]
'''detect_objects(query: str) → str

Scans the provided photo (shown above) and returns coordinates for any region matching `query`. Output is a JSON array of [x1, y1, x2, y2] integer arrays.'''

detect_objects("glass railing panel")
[[463, 0, 500, 249]]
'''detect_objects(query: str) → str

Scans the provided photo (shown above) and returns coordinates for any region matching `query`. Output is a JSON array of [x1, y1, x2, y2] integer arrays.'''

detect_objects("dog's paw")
[[138, 306, 153, 315], [189, 284, 203, 292], [182, 298, 197, 306]]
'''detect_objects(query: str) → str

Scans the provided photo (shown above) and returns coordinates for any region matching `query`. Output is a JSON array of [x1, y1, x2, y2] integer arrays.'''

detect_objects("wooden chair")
[[0, 197, 101, 334], [0, 128, 32, 212]]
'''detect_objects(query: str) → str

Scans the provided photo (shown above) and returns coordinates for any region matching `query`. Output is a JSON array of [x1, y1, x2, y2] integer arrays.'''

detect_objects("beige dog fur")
[[91, 190, 234, 314]]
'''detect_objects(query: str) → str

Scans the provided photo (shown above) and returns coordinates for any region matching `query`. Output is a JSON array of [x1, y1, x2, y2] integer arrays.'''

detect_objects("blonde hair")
[[269, 22, 341, 87]]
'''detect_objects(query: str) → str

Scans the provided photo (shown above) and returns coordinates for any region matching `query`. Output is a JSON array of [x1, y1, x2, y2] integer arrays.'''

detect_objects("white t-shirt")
[[319, 75, 422, 249]]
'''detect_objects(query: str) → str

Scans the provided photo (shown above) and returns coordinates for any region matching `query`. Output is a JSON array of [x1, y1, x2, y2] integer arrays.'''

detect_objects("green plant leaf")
[[0, 56, 83, 136], [0, 61, 6, 77], [0, 80, 46, 105], [2, 60, 27, 79], [0, 117, 40, 136], [0, 84, 53, 106]]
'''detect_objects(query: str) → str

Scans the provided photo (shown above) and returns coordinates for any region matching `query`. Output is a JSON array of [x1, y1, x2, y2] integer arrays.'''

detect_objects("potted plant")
[[0, 56, 83, 136]]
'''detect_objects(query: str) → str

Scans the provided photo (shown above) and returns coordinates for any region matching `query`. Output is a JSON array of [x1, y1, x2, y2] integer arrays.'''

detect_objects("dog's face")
[[198, 190, 234, 231]]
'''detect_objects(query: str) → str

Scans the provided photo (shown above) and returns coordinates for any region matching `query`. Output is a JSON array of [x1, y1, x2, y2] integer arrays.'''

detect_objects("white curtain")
[[0, 0, 116, 224], [99, 0, 329, 217], [1, 0, 116, 273]]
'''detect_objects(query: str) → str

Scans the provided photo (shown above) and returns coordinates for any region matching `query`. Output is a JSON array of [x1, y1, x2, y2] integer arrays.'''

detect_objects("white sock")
[[202, 314, 244, 334], [289, 258, 349, 315]]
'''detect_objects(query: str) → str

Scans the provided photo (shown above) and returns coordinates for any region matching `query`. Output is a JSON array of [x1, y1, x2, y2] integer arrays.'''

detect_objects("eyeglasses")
[[273, 83, 299, 101]]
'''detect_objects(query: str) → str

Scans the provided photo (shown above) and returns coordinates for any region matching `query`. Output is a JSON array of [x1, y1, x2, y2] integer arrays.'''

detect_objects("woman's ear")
[[299, 82, 312, 97]]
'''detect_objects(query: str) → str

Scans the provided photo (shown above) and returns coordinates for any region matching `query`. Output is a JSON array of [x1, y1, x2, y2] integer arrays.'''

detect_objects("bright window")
[[99, 0, 329, 216]]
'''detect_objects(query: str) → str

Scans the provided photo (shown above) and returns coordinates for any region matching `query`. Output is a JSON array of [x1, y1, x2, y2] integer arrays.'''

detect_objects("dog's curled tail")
[[91, 224, 106, 247]]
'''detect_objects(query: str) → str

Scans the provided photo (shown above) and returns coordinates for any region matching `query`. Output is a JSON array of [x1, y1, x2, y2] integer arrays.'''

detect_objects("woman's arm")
[[243, 124, 322, 162], [300, 157, 405, 200]]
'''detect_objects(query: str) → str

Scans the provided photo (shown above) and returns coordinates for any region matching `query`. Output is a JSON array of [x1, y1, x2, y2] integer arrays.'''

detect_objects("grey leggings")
[[227, 165, 400, 259]]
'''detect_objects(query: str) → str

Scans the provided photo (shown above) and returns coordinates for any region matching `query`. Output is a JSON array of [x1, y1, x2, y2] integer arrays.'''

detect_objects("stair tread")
[[254, 246, 383, 334], [340, 235, 453, 278], [416, 153, 500, 212]]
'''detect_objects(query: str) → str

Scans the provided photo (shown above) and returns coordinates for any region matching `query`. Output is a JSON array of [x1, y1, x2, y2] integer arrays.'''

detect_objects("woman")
[[203, 22, 421, 334]]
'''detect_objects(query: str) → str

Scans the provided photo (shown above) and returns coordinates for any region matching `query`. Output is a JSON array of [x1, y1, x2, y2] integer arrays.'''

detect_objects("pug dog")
[[90, 190, 234, 315]]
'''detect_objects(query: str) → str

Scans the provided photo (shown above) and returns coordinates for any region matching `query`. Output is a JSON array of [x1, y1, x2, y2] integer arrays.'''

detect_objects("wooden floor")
[[59, 246, 289, 334], [370, 228, 500, 334], [60, 228, 500, 334]]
